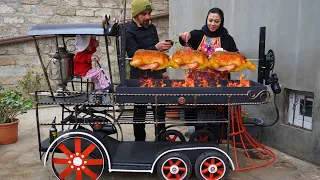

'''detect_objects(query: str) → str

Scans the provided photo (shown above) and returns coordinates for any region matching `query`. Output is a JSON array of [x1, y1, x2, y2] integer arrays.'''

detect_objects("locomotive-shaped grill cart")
[[28, 7, 281, 180]]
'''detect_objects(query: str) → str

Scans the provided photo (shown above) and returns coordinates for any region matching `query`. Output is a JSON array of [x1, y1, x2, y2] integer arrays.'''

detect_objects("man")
[[126, 0, 172, 141]]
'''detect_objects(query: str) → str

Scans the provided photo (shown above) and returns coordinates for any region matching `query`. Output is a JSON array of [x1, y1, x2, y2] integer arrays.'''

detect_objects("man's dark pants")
[[133, 105, 166, 141]]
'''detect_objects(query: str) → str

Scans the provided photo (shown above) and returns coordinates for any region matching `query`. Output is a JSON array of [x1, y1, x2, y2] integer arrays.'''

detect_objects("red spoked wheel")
[[195, 152, 229, 180], [157, 152, 192, 180], [189, 129, 217, 143], [51, 136, 105, 180], [158, 130, 186, 142]]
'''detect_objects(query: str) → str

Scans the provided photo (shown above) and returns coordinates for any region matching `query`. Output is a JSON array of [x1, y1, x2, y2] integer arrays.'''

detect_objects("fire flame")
[[227, 73, 250, 87], [216, 80, 222, 87], [160, 80, 166, 87], [198, 79, 209, 87], [139, 73, 250, 88], [171, 74, 195, 87], [140, 78, 156, 87]]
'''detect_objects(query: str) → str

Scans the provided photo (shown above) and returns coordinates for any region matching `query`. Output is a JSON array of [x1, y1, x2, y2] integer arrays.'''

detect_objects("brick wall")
[[0, 0, 169, 88]]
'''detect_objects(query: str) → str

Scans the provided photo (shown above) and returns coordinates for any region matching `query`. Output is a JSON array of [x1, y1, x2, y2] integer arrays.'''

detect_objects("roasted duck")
[[171, 49, 208, 69], [208, 51, 256, 72], [130, 50, 170, 70]]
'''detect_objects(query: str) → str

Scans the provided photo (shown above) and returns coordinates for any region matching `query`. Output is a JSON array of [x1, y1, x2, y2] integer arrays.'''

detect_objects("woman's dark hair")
[[206, 7, 224, 27], [202, 7, 227, 37]]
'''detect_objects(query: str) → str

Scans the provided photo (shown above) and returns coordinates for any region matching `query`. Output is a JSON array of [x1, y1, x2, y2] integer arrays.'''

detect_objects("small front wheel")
[[195, 151, 230, 180], [189, 129, 217, 142], [158, 130, 186, 142], [156, 152, 192, 180]]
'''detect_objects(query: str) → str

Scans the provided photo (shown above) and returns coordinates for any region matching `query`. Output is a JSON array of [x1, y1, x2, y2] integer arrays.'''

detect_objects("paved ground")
[[1, 106, 320, 180]]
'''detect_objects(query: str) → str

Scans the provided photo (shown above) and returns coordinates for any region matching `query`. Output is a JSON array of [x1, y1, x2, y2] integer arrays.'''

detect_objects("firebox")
[[115, 79, 269, 105]]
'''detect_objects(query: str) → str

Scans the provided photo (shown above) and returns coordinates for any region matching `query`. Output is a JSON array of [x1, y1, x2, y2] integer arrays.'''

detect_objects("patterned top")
[[187, 35, 229, 80]]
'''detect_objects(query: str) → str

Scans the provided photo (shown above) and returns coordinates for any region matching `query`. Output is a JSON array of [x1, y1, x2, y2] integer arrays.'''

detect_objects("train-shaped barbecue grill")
[[27, 8, 280, 180]]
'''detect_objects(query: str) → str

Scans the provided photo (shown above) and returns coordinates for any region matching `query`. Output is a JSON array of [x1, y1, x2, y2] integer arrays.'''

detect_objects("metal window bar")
[[286, 89, 314, 130]]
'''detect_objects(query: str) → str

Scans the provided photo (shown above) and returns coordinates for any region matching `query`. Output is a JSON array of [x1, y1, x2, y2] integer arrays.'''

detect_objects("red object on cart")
[[222, 105, 276, 171]]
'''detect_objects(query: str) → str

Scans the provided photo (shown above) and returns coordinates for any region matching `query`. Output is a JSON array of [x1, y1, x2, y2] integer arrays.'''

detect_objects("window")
[[285, 89, 314, 130]]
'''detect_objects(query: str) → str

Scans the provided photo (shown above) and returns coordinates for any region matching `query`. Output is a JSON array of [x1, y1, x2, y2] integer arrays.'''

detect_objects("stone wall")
[[0, 0, 169, 88]]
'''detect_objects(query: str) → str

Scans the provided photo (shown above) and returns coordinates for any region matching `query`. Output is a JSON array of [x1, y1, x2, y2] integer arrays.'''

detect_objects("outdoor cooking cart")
[[28, 11, 281, 180]]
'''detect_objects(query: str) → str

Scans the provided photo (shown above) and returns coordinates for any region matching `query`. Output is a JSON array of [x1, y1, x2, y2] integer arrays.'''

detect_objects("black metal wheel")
[[189, 129, 217, 142], [78, 113, 120, 140], [195, 151, 230, 180], [51, 136, 105, 180], [157, 152, 192, 180], [158, 130, 186, 142]]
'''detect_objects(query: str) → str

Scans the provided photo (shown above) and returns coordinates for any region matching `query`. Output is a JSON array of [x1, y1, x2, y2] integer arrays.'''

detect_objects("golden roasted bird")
[[208, 51, 256, 72], [170, 49, 208, 69], [130, 50, 170, 70]]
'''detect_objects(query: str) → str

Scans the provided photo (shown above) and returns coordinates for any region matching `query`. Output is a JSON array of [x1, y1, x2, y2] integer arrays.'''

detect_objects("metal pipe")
[[33, 36, 55, 100], [119, 0, 127, 86], [0, 35, 54, 46], [125, 58, 259, 61], [116, 36, 122, 75], [104, 36, 114, 90], [246, 59, 259, 61], [35, 92, 42, 160], [55, 35, 66, 94]]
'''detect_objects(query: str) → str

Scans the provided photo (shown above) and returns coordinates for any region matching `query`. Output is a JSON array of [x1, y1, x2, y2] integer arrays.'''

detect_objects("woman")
[[179, 7, 238, 78], [180, 7, 239, 140]]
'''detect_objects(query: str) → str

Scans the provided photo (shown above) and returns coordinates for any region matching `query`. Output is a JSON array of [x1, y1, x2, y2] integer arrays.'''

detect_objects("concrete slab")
[[0, 107, 319, 180]]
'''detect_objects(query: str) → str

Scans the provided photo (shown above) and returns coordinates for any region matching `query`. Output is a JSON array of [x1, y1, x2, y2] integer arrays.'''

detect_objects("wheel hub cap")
[[170, 165, 179, 174], [208, 165, 217, 173], [73, 157, 83, 166]]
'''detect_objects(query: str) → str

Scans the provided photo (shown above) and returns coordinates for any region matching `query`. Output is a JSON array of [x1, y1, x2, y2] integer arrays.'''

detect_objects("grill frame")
[[115, 79, 270, 105]]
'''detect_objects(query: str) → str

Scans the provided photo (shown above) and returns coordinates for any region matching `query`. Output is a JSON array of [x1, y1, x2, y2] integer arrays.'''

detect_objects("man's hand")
[[91, 55, 100, 62], [179, 32, 191, 43], [155, 41, 172, 52], [162, 72, 169, 79]]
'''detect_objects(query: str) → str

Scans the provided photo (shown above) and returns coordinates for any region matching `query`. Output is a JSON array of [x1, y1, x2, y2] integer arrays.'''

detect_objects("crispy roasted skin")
[[171, 49, 208, 69], [208, 51, 256, 72], [130, 50, 170, 70]]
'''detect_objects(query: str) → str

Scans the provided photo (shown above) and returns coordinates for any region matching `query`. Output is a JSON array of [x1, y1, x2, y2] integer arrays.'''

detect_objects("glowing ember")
[[216, 80, 222, 87], [140, 78, 156, 87], [198, 79, 209, 87], [139, 73, 250, 88], [171, 78, 195, 87], [160, 80, 166, 87], [227, 73, 250, 87], [239, 73, 250, 87]]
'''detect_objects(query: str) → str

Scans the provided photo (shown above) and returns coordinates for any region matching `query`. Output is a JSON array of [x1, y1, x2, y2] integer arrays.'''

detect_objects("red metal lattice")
[[223, 105, 276, 171]]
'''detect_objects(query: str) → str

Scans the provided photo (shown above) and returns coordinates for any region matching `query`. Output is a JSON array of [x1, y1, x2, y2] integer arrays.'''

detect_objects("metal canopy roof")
[[27, 23, 115, 36]]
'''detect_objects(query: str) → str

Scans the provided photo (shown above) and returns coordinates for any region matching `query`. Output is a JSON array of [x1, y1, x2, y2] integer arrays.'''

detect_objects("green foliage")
[[17, 70, 46, 99], [0, 89, 33, 124], [241, 110, 250, 123]]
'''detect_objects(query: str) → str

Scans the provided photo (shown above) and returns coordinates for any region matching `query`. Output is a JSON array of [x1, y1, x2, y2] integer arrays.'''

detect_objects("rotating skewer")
[[125, 58, 259, 61]]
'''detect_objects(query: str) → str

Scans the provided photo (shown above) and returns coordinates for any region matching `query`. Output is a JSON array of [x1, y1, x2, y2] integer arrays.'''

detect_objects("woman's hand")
[[91, 55, 100, 62], [155, 41, 172, 52], [162, 72, 169, 79], [179, 32, 191, 43]]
